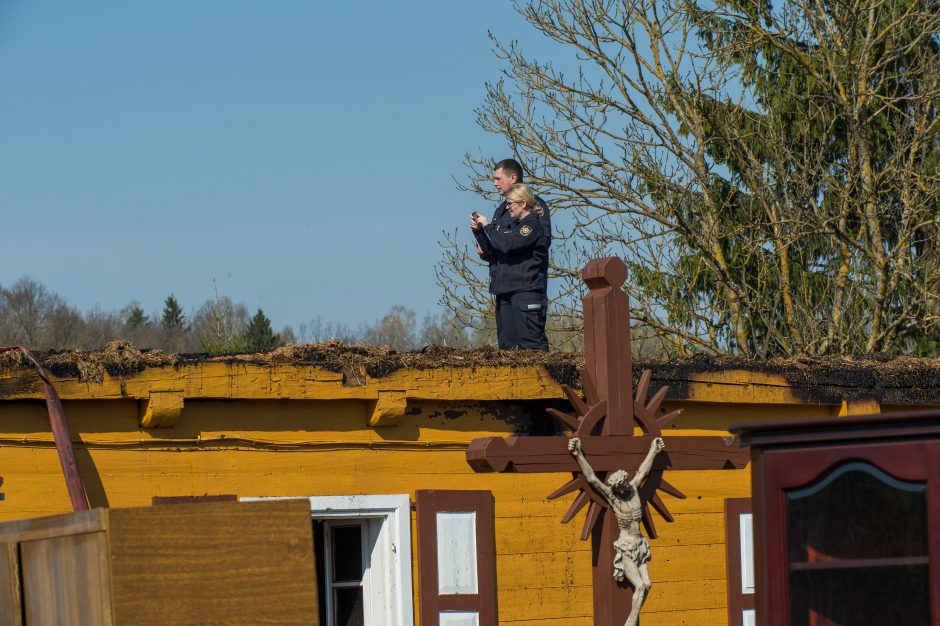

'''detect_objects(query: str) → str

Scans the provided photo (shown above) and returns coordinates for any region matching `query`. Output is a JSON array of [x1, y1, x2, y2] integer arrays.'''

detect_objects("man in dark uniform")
[[475, 159, 551, 350]]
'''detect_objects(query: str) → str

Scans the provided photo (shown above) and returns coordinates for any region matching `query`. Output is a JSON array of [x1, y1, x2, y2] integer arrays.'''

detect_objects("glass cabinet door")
[[785, 461, 929, 625]]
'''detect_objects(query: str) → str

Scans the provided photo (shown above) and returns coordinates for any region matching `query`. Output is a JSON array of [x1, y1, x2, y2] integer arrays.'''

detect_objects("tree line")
[[0, 276, 677, 356], [0, 277, 481, 354]]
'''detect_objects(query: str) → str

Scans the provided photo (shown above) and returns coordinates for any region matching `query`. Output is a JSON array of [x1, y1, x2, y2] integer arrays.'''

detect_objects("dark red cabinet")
[[732, 410, 940, 626]]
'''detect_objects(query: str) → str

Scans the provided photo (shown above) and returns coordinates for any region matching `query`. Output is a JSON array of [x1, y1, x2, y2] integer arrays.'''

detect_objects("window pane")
[[440, 611, 480, 626], [333, 587, 364, 626], [789, 564, 928, 625], [332, 525, 364, 582], [739, 512, 754, 593], [436, 512, 478, 594], [786, 461, 926, 562]]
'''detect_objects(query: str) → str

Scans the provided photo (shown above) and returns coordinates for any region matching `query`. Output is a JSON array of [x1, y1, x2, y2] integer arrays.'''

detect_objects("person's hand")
[[652, 437, 665, 452], [476, 244, 484, 257], [568, 437, 581, 455], [470, 215, 480, 230], [475, 215, 489, 227]]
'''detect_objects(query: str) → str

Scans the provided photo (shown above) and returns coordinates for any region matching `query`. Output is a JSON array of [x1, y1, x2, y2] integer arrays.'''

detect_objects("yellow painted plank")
[[497, 552, 589, 590], [500, 617, 593, 625], [497, 585, 592, 621], [495, 543, 728, 591], [642, 607, 728, 626], [0, 360, 850, 412], [0, 398, 524, 444], [497, 607, 729, 626], [683, 369, 800, 404], [499, 510, 730, 551], [495, 517, 587, 555], [494, 580, 728, 622], [652, 544, 728, 581], [649, 512, 727, 546], [644, 578, 728, 612], [661, 399, 832, 432], [0, 445, 752, 519], [0, 363, 566, 402]]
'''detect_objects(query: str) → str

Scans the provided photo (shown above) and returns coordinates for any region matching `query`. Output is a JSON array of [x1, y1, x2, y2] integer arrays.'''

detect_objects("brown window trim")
[[416, 490, 497, 626], [725, 497, 755, 626]]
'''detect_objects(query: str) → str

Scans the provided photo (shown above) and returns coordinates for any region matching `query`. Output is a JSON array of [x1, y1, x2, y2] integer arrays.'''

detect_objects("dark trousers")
[[495, 291, 549, 351]]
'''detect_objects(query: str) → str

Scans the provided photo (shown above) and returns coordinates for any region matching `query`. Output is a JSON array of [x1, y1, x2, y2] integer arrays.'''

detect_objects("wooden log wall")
[[0, 359, 914, 625]]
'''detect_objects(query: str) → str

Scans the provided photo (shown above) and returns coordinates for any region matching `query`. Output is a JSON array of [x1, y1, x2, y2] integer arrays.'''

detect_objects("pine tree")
[[123, 302, 149, 329], [679, 0, 940, 356], [161, 295, 185, 330], [243, 308, 281, 352]]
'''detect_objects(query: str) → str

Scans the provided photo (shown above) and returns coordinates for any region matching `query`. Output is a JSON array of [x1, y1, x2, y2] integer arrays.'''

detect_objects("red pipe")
[[0, 345, 89, 512]]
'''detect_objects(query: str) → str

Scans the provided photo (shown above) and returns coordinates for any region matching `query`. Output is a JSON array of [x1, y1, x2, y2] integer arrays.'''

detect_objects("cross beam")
[[467, 435, 747, 473], [466, 257, 747, 626]]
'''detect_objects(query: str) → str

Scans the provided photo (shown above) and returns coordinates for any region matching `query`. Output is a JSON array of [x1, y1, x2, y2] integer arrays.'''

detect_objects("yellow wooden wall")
[[0, 363, 886, 625]]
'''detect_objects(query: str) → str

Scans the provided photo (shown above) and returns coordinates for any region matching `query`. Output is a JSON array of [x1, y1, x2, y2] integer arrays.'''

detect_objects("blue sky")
[[0, 1, 550, 332]]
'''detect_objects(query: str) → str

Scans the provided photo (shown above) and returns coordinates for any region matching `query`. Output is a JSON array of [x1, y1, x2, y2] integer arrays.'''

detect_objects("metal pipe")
[[0, 345, 90, 511]]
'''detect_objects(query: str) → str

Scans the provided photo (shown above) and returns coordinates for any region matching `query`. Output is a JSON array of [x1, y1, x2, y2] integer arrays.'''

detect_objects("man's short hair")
[[494, 158, 524, 182]]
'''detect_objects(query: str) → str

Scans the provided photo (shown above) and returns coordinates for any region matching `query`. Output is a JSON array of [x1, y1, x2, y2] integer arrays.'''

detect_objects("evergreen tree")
[[123, 302, 149, 329], [676, 0, 940, 356], [243, 308, 281, 352], [161, 295, 185, 330]]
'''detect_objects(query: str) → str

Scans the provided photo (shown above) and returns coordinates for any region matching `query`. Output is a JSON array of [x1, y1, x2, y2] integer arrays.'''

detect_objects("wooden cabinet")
[[0, 499, 319, 626], [732, 409, 940, 626]]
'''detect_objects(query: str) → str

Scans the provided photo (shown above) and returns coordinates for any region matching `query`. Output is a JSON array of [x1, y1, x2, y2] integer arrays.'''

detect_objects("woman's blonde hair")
[[505, 183, 542, 215]]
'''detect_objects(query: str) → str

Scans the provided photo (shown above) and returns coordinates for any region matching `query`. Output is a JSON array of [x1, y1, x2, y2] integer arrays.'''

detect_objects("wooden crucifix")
[[466, 257, 748, 626]]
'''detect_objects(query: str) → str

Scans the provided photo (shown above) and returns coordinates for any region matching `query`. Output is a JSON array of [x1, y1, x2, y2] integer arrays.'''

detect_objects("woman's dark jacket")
[[473, 212, 548, 296]]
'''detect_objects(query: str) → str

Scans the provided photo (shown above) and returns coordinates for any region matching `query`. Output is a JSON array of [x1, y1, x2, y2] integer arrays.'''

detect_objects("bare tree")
[[361, 305, 418, 350], [420, 311, 472, 348], [297, 316, 357, 344], [0, 277, 83, 349], [438, 0, 940, 356], [81, 305, 122, 350], [191, 283, 249, 355], [279, 324, 297, 345]]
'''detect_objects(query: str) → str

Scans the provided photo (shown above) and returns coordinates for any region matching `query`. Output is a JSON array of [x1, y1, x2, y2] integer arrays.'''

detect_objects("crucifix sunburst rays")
[[545, 367, 686, 540]]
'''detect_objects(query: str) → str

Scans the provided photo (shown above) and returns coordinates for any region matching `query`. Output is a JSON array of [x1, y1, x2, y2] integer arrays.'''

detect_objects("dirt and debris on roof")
[[1, 341, 940, 403], [0, 340, 585, 386], [264, 342, 586, 381], [647, 352, 940, 404], [0, 341, 179, 383]]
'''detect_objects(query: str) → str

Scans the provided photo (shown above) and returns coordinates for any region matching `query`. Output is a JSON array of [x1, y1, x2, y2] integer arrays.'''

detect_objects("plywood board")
[[0, 543, 22, 626], [107, 499, 318, 626], [20, 532, 112, 626]]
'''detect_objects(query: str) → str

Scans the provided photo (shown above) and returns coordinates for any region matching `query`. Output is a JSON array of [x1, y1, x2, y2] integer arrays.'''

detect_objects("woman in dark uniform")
[[470, 183, 549, 350]]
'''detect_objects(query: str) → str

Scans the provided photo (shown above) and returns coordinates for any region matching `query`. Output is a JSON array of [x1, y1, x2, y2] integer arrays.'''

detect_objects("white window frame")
[[322, 520, 371, 624], [242, 494, 414, 626]]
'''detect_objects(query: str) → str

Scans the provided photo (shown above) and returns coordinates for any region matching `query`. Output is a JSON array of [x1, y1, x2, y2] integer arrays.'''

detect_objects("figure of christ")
[[568, 436, 666, 626]]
